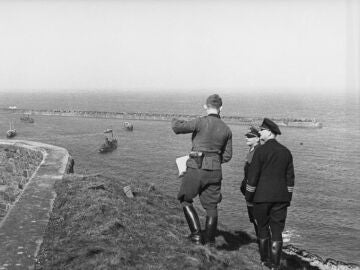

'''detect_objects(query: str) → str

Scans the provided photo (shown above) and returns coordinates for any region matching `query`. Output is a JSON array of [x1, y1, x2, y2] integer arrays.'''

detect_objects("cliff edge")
[[35, 174, 359, 270]]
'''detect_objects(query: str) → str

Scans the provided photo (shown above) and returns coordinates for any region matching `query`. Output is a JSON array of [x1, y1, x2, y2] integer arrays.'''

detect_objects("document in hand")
[[175, 155, 189, 177]]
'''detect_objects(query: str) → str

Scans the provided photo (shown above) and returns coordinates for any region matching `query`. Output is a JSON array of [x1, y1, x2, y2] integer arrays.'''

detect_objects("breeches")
[[253, 202, 289, 241], [177, 167, 222, 217]]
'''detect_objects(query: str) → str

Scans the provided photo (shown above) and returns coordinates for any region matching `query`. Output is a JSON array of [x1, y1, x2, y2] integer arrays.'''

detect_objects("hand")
[[240, 179, 246, 195], [246, 201, 254, 207]]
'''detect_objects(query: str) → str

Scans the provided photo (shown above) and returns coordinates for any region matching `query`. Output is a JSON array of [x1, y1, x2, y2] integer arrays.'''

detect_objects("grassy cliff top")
[[35, 174, 263, 270]]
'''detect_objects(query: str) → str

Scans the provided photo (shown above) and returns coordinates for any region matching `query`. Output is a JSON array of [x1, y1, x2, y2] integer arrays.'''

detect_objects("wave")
[[283, 245, 360, 270]]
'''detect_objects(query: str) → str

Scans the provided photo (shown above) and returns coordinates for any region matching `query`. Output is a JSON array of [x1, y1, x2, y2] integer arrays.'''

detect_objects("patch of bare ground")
[[35, 174, 263, 270]]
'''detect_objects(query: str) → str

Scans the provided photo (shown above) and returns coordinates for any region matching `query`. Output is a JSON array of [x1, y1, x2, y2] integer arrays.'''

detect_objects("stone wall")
[[0, 145, 43, 219], [0, 140, 71, 268]]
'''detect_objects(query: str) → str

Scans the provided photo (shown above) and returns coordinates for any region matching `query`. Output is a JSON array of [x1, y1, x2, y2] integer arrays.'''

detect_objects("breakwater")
[[1, 108, 323, 128], [0, 140, 72, 269], [0, 145, 43, 219]]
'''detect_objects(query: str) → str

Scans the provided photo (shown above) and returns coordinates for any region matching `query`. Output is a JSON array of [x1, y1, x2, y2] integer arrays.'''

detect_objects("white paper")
[[175, 155, 189, 177]]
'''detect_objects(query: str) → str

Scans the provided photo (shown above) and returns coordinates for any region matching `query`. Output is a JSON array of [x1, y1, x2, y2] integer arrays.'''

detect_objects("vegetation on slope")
[[35, 174, 263, 270]]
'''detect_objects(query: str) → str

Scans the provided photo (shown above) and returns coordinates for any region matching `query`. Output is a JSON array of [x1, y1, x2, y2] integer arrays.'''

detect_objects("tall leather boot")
[[258, 237, 270, 266], [205, 215, 218, 247], [183, 205, 202, 245], [270, 241, 283, 270]]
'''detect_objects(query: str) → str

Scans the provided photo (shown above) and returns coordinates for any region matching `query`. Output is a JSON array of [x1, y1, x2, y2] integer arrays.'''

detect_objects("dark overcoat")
[[245, 139, 294, 203]]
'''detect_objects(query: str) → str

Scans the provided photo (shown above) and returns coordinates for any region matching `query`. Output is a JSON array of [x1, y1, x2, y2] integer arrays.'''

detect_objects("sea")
[[0, 90, 359, 265]]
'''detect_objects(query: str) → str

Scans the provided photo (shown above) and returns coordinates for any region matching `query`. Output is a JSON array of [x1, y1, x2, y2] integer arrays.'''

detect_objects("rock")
[[5, 164, 15, 173], [123, 185, 134, 198], [0, 202, 9, 211], [88, 184, 106, 190], [147, 183, 156, 192]]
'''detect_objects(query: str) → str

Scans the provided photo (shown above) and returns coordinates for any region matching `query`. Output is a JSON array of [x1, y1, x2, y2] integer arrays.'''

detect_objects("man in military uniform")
[[245, 118, 295, 269], [171, 94, 232, 246], [240, 126, 261, 236]]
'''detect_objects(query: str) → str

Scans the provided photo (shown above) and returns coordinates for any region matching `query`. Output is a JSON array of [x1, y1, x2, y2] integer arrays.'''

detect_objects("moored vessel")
[[99, 128, 118, 153], [6, 121, 16, 138]]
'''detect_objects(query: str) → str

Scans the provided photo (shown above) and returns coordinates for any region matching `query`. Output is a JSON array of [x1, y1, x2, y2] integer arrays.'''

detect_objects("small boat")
[[124, 122, 134, 131], [99, 129, 118, 153], [6, 121, 16, 138], [20, 114, 34, 123]]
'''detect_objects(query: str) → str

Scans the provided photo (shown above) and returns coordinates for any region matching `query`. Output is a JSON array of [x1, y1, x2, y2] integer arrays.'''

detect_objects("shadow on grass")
[[215, 229, 257, 251]]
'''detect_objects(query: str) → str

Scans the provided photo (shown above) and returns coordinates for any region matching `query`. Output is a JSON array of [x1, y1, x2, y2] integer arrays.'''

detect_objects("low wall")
[[0, 145, 43, 219], [0, 140, 73, 269]]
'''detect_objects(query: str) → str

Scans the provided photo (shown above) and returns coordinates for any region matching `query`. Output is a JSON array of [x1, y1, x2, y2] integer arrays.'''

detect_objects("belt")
[[189, 151, 221, 157]]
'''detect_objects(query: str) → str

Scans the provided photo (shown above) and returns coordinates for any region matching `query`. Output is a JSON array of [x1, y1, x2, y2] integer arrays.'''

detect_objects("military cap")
[[260, 118, 281, 135], [245, 126, 260, 138], [206, 94, 222, 109]]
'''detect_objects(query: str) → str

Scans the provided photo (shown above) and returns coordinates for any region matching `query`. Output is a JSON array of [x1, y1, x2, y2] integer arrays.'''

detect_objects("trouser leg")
[[253, 203, 272, 265], [269, 202, 288, 241], [247, 204, 258, 236], [268, 202, 288, 269], [182, 204, 202, 245]]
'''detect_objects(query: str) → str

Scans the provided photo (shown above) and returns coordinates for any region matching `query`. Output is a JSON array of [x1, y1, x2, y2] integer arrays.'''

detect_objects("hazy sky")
[[0, 0, 359, 93]]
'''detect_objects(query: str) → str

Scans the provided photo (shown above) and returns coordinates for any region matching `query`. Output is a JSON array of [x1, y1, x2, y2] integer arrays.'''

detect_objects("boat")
[[98, 129, 118, 153], [6, 121, 16, 138], [124, 121, 134, 131], [20, 114, 34, 123]]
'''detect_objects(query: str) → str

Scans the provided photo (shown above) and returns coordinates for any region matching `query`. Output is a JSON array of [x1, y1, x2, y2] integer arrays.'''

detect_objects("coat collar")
[[265, 138, 277, 144], [208, 113, 220, 118]]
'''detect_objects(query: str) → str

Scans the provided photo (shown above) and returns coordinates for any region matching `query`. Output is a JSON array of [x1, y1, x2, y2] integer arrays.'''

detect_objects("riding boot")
[[270, 241, 283, 270], [183, 205, 202, 244], [205, 215, 218, 247], [258, 237, 270, 266]]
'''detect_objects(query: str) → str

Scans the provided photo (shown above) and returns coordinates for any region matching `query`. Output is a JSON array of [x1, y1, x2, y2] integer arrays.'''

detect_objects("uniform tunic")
[[172, 114, 232, 216], [241, 144, 259, 195], [241, 144, 260, 223]]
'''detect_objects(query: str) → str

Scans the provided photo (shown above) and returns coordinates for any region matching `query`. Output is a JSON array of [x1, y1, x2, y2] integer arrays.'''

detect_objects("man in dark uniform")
[[240, 126, 261, 236], [171, 94, 232, 246], [245, 118, 295, 269]]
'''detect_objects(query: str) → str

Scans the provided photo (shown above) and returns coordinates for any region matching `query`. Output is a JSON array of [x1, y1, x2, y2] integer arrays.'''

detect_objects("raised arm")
[[171, 118, 198, 134]]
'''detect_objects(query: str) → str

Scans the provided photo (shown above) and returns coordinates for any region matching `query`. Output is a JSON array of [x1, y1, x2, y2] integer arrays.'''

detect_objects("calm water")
[[0, 90, 359, 264]]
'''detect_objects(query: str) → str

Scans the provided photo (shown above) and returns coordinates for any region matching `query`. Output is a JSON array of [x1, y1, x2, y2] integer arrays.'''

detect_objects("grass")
[[35, 173, 263, 270]]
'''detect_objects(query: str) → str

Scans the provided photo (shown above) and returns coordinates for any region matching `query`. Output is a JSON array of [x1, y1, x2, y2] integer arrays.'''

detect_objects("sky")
[[0, 0, 359, 94]]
